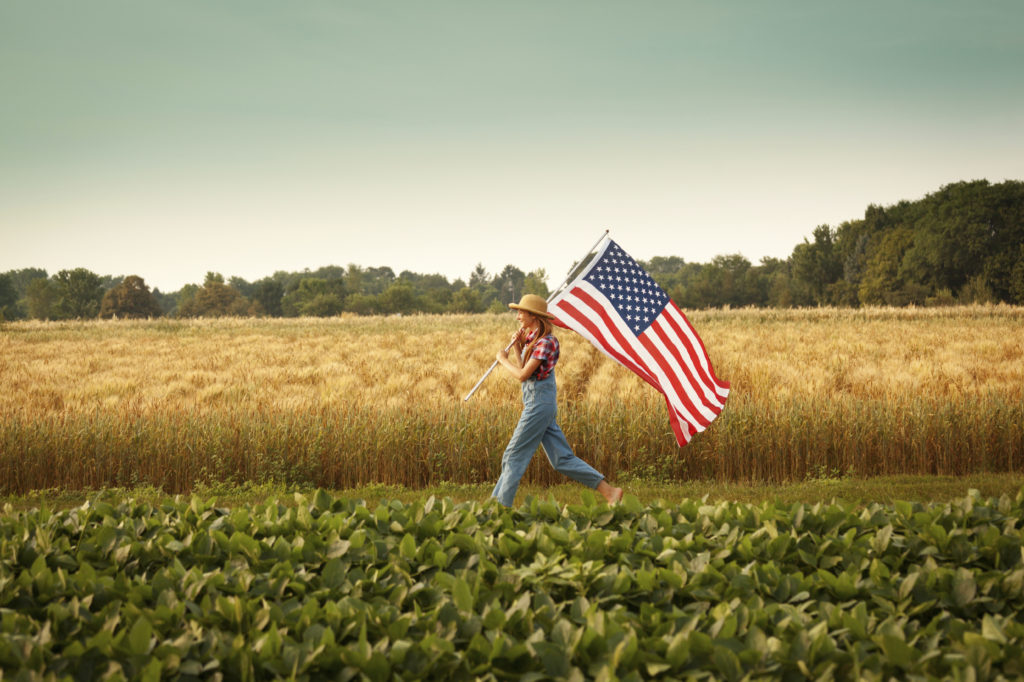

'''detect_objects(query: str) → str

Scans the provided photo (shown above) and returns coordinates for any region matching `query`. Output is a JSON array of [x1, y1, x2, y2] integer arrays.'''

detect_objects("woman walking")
[[492, 294, 623, 507]]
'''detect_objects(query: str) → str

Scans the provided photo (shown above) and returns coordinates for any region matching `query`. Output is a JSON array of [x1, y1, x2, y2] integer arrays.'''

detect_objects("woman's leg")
[[541, 422, 622, 504], [491, 390, 554, 506], [539, 422, 602, 488]]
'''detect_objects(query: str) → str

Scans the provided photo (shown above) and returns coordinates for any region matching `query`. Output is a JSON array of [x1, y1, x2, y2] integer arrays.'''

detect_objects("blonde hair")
[[522, 316, 555, 363]]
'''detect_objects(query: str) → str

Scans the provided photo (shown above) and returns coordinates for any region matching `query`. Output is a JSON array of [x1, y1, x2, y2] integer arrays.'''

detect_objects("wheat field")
[[1, 306, 1022, 494]]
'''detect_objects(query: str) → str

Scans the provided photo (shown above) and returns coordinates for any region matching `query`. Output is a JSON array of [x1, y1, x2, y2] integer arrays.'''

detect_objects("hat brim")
[[508, 303, 555, 319]]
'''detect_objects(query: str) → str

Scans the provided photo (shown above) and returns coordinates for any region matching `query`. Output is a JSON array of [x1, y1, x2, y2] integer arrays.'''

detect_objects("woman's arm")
[[496, 347, 541, 382]]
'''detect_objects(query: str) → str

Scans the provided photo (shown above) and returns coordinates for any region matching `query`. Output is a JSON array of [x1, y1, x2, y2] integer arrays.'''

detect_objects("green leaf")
[[878, 635, 917, 670], [689, 631, 713, 657], [312, 489, 333, 513], [534, 641, 571, 677], [898, 572, 919, 602], [872, 524, 893, 554], [126, 617, 153, 657], [139, 658, 162, 682], [712, 645, 743, 681], [228, 532, 261, 562], [981, 614, 1007, 644], [621, 495, 644, 514], [453, 577, 473, 612], [951, 568, 976, 609], [399, 533, 416, 560], [1003, 568, 1024, 598], [646, 662, 672, 676]]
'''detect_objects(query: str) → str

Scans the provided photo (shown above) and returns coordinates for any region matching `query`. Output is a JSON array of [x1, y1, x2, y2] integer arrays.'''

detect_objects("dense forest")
[[2, 180, 1022, 321]]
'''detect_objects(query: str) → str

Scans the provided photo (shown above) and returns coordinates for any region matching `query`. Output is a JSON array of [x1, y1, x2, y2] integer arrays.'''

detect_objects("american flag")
[[549, 239, 730, 446]]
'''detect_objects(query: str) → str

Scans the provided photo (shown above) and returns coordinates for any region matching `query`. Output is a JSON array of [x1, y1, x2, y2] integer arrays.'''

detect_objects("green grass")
[[5, 473, 1023, 512]]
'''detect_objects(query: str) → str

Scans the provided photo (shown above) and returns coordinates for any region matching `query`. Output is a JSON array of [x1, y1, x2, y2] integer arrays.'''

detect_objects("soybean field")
[[2, 489, 1024, 679]]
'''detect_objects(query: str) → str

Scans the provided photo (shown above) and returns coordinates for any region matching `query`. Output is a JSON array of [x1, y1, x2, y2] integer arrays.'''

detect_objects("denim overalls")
[[491, 369, 605, 507]]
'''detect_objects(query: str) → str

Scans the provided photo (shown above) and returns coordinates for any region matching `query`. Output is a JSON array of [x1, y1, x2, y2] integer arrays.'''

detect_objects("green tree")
[[404, 272, 454, 312], [468, 263, 489, 289], [228, 276, 255, 299], [1008, 246, 1024, 304], [152, 288, 178, 316], [4, 268, 48, 297], [345, 265, 364, 296], [302, 293, 345, 316], [344, 293, 380, 315], [790, 225, 843, 305], [178, 272, 250, 317], [450, 287, 483, 313], [250, 280, 284, 317], [858, 227, 919, 305], [25, 278, 58, 320], [173, 284, 199, 317], [282, 278, 345, 317], [688, 254, 755, 308], [99, 275, 163, 319], [762, 259, 796, 308], [52, 268, 104, 319], [495, 265, 526, 306], [645, 256, 688, 277], [468, 263, 498, 310], [523, 269, 550, 298], [360, 266, 395, 295], [959, 274, 996, 304], [379, 280, 418, 314], [0, 274, 18, 321]]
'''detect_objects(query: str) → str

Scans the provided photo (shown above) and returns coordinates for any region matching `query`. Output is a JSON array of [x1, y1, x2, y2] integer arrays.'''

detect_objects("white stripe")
[[663, 303, 731, 399], [555, 282, 707, 431], [646, 318, 723, 419], [650, 316, 727, 410], [557, 283, 724, 420], [551, 288, 653, 382]]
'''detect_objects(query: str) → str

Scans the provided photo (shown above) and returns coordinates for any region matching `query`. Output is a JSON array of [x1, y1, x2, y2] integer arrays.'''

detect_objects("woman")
[[492, 293, 623, 507]]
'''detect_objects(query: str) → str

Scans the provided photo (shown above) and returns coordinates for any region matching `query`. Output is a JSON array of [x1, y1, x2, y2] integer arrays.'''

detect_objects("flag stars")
[[581, 240, 674, 336]]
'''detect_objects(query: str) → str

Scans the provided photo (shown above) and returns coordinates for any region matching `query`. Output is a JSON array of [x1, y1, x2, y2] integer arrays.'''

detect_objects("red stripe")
[[561, 289, 711, 435], [667, 301, 730, 391], [638, 331, 713, 429], [553, 295, 659, 389], [664, 393, 696, 445], [554, 285, 722, 448], [650, 317, 723, 414], [657, 391, 695, 446]]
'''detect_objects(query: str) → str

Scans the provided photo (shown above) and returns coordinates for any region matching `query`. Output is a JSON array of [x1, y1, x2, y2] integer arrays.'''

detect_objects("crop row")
[[3, 309, 1023, 492], [2, 489, 1024, 680], [4, 396, 1024, 494]]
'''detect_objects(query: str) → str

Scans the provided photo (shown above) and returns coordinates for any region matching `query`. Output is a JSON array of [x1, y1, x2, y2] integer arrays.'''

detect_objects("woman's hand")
[[498, 327, 525, 362], [509, 327, 526, 347]]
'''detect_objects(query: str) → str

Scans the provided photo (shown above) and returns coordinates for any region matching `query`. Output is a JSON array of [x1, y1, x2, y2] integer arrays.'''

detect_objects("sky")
[[2, 1, 1023, 293]]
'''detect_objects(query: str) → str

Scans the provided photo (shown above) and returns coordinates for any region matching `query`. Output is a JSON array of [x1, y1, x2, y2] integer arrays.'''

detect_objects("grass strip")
[[4, 473, 1023, 512]]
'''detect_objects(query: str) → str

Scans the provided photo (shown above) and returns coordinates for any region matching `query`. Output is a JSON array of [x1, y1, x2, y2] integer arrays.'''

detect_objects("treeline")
[[1, 179, 1022, 321], [652, 179, 1024, 308], [0, 264, 553, 321]]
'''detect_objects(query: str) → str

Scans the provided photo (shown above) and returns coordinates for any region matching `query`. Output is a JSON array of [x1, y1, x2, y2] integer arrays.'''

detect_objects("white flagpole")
[[463, 229, 609, 402]]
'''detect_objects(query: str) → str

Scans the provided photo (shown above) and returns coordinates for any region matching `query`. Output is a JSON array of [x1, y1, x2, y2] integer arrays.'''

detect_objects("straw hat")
[[508, 294, 554, 319]]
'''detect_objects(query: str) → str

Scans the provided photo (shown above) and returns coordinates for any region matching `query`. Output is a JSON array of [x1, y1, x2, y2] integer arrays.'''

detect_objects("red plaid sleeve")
[[529, 335, 560, 380]]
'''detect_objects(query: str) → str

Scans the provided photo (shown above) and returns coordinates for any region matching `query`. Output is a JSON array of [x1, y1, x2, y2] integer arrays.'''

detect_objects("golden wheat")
[[1, 306, 1022, 493]]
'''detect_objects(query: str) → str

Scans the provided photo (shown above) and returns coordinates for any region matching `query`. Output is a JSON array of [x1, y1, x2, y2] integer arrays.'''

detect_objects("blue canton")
[[582, 240, 670, 336]]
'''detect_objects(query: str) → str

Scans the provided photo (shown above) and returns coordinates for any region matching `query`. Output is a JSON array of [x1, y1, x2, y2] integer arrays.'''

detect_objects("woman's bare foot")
[[596, 480, 623, 505]]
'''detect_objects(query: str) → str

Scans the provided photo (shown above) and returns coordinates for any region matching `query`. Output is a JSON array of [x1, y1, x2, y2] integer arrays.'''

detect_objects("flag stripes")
[[549, 239, 729, 446]]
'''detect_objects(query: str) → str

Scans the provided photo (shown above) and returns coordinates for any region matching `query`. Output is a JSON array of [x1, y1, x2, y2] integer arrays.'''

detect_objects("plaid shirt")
[[523, 331, 559, 380]]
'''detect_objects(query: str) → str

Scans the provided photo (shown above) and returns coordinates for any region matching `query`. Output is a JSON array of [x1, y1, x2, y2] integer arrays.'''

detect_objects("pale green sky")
[[2, 1, 1022, 291]]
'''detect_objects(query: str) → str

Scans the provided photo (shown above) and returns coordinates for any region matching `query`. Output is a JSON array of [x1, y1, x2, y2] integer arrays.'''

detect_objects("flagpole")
[[463, 229, 609, 402]]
